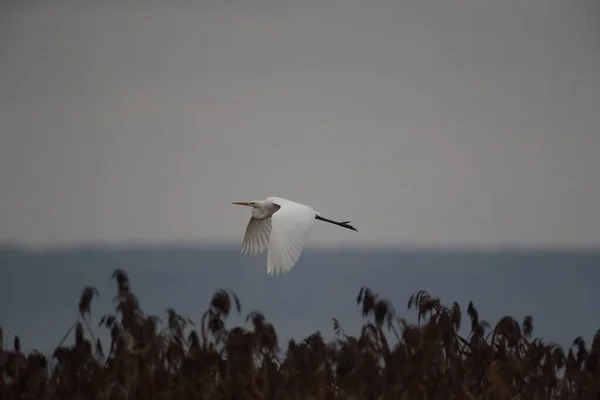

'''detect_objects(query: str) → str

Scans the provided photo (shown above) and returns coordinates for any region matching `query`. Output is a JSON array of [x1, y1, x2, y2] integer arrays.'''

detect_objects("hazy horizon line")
[[2, 240, 600, 255]]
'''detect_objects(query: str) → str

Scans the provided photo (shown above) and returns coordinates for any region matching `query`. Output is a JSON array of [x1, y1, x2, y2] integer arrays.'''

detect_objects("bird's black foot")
[[341, 222, 358, 232]]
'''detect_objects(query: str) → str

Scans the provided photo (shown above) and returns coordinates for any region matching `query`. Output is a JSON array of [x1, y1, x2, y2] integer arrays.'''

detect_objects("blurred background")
[[1, 0, 599, 353]]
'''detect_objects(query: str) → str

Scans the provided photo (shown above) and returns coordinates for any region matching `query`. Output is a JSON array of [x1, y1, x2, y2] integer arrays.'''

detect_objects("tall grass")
[[1, 268, 599, 399]]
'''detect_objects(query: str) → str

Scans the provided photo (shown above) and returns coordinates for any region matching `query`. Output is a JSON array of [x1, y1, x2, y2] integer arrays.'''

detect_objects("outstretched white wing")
[[240, 217, 272, 256], [267, 200, 316, 275]]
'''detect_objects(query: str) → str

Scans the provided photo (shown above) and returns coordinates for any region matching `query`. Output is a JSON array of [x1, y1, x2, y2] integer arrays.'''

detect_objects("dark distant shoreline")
[[2, 242, 600, 256]]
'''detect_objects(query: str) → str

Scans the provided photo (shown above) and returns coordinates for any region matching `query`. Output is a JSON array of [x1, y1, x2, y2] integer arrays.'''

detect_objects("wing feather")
[[241, 217, 272, 256], [267, 201, 316, 275]]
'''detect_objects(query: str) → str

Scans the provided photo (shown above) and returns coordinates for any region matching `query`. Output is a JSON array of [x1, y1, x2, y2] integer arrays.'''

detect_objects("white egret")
[[232, 196, 358, 275]]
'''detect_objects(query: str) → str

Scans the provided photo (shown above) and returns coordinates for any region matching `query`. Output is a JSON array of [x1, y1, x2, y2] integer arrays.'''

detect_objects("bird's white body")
[[232, 196, 357, 275]]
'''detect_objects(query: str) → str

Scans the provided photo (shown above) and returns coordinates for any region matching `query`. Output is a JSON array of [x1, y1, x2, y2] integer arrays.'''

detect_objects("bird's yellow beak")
[[231, 201, 250, 206]]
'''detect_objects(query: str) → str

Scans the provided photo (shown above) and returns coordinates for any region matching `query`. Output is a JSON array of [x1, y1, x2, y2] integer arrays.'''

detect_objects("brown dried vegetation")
[[1, 271, 599, 399]]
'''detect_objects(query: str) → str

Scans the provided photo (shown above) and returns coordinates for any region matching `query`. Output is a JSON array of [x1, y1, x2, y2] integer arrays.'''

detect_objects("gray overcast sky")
[[1, 0, 600, 248]]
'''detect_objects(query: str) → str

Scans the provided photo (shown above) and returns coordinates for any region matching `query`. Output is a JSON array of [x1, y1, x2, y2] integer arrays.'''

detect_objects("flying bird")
[[232, 196, 358, 275]]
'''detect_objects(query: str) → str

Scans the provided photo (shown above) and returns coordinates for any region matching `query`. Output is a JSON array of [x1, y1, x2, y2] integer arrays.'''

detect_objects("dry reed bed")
[[1, 269, 599, 399]]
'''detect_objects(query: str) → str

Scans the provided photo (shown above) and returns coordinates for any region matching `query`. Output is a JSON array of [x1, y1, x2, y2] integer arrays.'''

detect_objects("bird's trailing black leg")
[[315, 215, 358, 232]]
